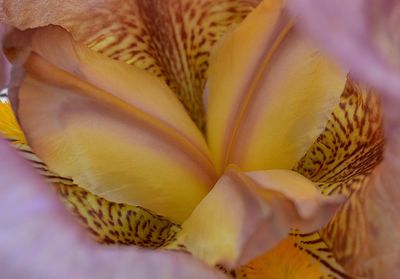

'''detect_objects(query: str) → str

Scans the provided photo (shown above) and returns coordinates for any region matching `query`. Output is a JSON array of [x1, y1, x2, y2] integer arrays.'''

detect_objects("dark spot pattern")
[[0, 100, 181, 248], [295, 78, 384, 197], [66, 0, 260, 130], [231, 79, 383, 278]]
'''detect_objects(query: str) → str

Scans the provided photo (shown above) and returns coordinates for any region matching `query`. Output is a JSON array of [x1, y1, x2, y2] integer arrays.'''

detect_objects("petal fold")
[[169, 168, 342, 269], [7, 27, 217, 223], [1, 0, 260, 129], [295, 78, 384, 196], [289, 1, 400, 276], [290, 0, 400, 102], [0, 139, 224, 279], [237, 234, 352, 279], [206, 0, 347, 173]]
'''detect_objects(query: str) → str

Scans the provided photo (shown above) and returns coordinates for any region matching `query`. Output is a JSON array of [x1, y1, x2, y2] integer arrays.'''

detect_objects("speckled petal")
[[295, 78, 384, 196], [0, 139, 225, 279], [291, 0, 400, 277], [4, 27, 218, 223], [235, 234, 353, 279], [0, 95, 183, 247], [294, 78, 384, 277], [0, 0, 260, 129]]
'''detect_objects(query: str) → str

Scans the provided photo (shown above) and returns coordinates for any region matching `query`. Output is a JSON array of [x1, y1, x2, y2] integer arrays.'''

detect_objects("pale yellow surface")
[[26, 27, 211, 158], [175, 168, 341, 268], [206, 0, 346, 173], [17, 55, 217, 223]]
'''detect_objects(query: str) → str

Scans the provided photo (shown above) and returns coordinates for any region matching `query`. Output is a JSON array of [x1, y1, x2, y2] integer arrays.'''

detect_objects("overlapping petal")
[[206, 0, 347, 173], [0, 24, 8, 88], [237, 234, 351, 279], [169, 167, 342, 269], [0, 139, 225, 279], [290, 0, 400, 277], [0, 98, 183, 246], [0, 0, 260, 129], [5, 27, 218, 223], [290, 0, 400, 102]]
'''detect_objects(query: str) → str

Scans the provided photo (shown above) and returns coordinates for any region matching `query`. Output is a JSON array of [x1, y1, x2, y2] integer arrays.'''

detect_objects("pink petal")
[[289, 0, 400, 277], [0, 139, 225, 279], [289, 0, 400, 102], [0, 24, 10, 88]]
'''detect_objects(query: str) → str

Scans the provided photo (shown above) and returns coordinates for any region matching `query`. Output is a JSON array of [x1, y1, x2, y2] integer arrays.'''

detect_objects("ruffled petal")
[[168, 167, 342, 269], [1, 0, 260, 129], [6, 27, 217, 223], [0, 139, 225, 279], [206, 0, 347, 173]]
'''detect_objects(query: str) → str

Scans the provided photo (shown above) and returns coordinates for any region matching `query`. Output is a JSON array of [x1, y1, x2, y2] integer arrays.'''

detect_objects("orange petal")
[[206, 0, 347, 173], [0, 94, 183, 247], [237, 234, 352, 279], [169, 167, 342, 269], [0, 139, 224, 279]]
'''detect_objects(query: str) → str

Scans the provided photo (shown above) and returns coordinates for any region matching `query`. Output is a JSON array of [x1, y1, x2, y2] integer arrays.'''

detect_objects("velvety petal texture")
[[0, 98, 183, 247], [0, 24, 9, 88], [206, 0, 347, 173], [170, 167, 342, 269], [0, 0, 260, 129], [237, 234, 350, 279], [0, 139, 225, 279], [290, 0, 400, 102], [5, 27, 218, 223], [291, 0, 400, 277]]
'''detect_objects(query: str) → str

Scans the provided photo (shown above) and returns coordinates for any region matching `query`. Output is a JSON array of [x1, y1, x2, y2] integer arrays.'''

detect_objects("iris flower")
[[0, 0, 396, 278]]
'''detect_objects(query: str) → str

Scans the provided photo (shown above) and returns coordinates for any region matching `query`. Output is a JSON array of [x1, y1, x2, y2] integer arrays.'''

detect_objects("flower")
[[288, 0, 400, 278], [0, 0, 389, 278]]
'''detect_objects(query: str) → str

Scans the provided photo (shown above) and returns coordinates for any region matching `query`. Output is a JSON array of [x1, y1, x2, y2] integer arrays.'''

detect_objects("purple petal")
[[289, 0, 400, 277], [289, 0, 400, 101], [0, 139, 225, 279]]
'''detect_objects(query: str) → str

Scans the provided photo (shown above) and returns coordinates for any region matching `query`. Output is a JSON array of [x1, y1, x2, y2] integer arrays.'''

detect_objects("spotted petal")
[[5, 27, 217, 223], [236, 234, 352, 279], [0, 138, 225, 279], [0, 0, 260, 128], [169, 167, 342, 269], [206, 0, 347, 173], [291, 0, 400, 277]]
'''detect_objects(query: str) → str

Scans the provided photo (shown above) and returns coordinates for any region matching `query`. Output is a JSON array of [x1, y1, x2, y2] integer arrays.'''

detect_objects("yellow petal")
[[0, 96, 182, 246], [8, 28, 218, 224], [1, 0, 260, 129], [236, 234, 353, 279], [295, 79, 384, 196], [0, 98, 26, 144], [168, 167, 342, 269], [317, 94, 395, 278], [206, 0, 347, 173], [294, 79, 386, 276]]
